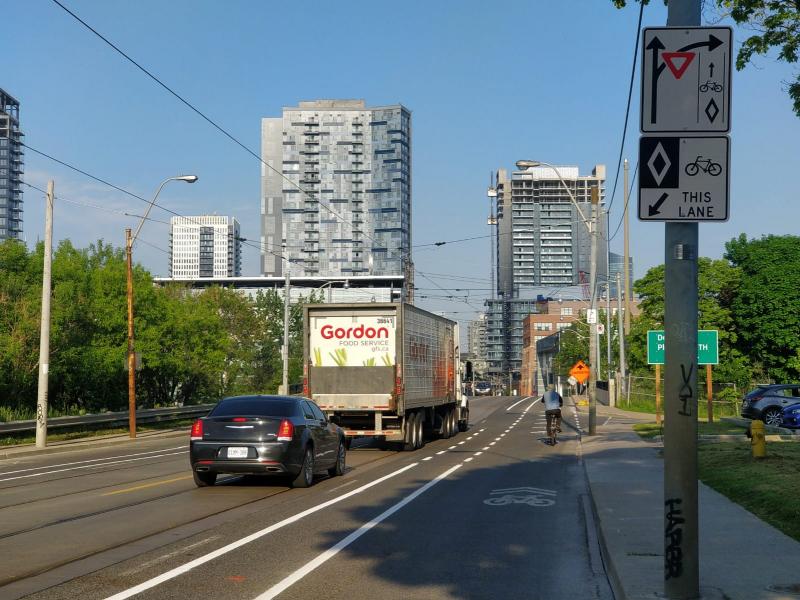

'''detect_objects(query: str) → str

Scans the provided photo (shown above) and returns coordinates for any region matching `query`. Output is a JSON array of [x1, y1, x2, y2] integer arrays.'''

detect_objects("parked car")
[[189, 395, 346, 488], [474, 381, 492, 396], [740, 384, 800, 426], [780, 403, 800, 429]]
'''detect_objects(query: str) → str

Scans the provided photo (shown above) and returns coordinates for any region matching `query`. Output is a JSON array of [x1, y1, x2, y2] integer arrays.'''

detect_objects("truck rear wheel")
[[415, 412, 425, 449], [402, 413, 415, 451], [448, 408, 456, 437], [440, 409, 451, 440]]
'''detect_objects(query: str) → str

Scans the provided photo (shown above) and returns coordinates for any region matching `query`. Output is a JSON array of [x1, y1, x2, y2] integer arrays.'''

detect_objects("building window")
[[561, 307, 573, 316]]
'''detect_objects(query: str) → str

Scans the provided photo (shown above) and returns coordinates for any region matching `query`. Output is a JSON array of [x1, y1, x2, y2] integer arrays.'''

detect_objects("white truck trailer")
[[303, 302, 468, 450]]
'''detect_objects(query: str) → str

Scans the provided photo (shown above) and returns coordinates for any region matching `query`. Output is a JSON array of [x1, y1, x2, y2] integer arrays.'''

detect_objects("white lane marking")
[[464, 457, 474, 463], [473, 452, 483, 456], [0, 446, 186, 477], [422, 456, 433, 461], [603, 416, 612, 426], [326, 480, 358, 494], [120, 536, 220, 577], [466, 436, 473, 440], [523, 397, 542, 413], [448, 445, 457, 450], [482, 446, 489, 451], [499, 434, 506, 438], [0, 451, 187, 483], [102, 462, 420, 600], [479, 428, 485, 432], [436, 450, 446, 455], [489, 442, 497, 446], [473, 432, 480, 436], [457, 441, 465, 445], [253, 463, 463, 600], [505, 396, 531, 412]]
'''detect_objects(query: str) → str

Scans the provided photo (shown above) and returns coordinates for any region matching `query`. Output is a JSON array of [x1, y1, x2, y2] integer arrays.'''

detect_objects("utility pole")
[[664, 2, 700, 598], [126, 228, 136, 438], [605, 281, 612, 377], [281, 249, 291, 395], [623, 159, 631, 335], [588, 185, 600, 435], [616, 272, 626, 401], [35, 181, 54, 449]]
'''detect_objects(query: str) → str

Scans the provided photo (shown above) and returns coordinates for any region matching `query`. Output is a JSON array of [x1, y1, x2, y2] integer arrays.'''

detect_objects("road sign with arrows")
[[641, 27, 732, 133], [639, 135, 729, 221]]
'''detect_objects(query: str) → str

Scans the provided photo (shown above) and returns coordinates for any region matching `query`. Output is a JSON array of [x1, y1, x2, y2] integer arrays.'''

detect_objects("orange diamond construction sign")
[[569, 360, 590, 385]]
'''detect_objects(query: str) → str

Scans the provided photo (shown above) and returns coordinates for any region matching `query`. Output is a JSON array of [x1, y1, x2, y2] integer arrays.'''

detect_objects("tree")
[[629, 257, 749, 386], [611, 1, 800, 117], [724, 234, 800, 382]]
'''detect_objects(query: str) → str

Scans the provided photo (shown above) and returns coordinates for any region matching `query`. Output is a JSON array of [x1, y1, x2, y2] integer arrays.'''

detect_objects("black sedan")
[[189, 395, 346, 488]]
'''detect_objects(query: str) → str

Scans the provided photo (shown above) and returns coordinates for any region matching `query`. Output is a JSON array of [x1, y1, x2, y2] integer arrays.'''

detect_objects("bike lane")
[[257, 399, 612, 600]]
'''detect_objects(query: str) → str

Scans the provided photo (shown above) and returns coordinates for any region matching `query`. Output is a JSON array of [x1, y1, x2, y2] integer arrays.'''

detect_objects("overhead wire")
[[49, 0, 382, 252], [607, 160, 639, 242], [605, 0, 645, 214]]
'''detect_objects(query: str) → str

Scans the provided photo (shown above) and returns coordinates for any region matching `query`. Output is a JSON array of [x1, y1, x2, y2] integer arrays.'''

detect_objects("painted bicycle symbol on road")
[[685, 155, 722, 177], [483, 487, 556, 507]]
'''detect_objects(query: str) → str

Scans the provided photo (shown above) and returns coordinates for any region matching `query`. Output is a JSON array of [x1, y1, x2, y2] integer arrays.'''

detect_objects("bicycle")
[[685, 155, 722, 177], [546, 411, 561, 445], [699, 79, 723, 93]]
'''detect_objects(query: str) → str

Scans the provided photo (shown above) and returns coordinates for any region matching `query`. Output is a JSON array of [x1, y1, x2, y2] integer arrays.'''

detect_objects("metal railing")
[[0, 405, 214, 435]]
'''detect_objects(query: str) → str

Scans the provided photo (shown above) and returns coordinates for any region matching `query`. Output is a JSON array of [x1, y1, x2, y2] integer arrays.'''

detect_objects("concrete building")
[[466, 313, 489, 375], [260, 100, 412, 298], [0, 89, 24, 241], [485, 296, 544, 387], [169, 215, 241, 279]]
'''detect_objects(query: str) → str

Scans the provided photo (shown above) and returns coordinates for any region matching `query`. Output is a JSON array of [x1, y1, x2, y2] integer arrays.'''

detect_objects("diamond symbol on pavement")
[[647, 142, 672, 187], [705, 98, 720, 123]]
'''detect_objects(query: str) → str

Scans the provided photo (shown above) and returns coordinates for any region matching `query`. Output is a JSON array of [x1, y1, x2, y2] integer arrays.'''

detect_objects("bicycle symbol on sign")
[[685, 156, 722, 177], [699, 80, 723, 93], [482, 486, 556, 507]]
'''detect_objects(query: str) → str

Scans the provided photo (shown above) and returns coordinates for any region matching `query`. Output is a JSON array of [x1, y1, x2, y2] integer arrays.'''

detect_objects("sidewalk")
[[576, 400, 800, 600]]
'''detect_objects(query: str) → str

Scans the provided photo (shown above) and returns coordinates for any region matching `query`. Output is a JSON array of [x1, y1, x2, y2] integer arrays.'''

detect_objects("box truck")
[[303, 302, 468, 450]]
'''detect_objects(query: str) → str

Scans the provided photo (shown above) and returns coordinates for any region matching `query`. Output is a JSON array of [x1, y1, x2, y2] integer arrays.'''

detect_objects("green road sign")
[[647, 330, 718, 365]]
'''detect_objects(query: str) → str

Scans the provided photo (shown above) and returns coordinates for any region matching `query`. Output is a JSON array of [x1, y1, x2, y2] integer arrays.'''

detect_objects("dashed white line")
[[458, 441, 465, 445], [473, 451, 483, 456], [422, 456, 433, 461], [436, 450, 446, 455], [505, 396, 530, 411], [448, 445, 457, 450], [489, 442, 497, 446], [464, 457, 474, 463], [482, 446, 489, 451], [479, 428, 485, 432]]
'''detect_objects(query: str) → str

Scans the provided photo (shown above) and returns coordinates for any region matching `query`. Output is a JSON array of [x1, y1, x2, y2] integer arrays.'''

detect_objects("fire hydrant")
[[751, 419, 766, 458]]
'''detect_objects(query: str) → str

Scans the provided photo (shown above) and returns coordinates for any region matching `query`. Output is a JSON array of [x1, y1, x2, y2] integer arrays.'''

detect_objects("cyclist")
[[542, 385, 563, 442]]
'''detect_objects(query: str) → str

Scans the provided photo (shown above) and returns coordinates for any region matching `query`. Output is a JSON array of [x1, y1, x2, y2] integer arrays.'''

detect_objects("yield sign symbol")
[[662, 51, 695, 79]]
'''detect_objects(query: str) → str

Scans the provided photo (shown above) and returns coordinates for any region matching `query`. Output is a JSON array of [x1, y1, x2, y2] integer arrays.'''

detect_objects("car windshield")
[[745, 387, 768, 399], [209, 397, 298, 418]]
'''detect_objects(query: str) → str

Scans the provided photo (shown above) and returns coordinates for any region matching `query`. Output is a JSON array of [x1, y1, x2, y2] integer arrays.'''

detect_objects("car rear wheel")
[[762, 407, 783, 427], [328, 441, 346, 477], [193, 470, 217, 487], [292, 447, 314, 488]]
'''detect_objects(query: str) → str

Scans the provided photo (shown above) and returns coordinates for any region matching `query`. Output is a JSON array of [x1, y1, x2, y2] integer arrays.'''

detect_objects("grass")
[[698, 442, 800, 543], [633, 420, 745, 439], [0, 419, 194, 447]]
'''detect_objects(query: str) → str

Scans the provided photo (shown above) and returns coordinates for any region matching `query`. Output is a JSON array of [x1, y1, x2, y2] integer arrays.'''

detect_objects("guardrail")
[[0, 405, 215, 435]]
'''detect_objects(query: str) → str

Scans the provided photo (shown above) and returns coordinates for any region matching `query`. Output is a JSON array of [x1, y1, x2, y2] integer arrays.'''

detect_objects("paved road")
[[1, 396, 612, 600]]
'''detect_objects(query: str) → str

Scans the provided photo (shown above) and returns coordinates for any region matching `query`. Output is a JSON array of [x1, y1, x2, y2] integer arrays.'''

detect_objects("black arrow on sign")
[[709, 62, 715, 78], [678, 34, 724, 53], [647, 36, 667, 124], [648, 192, 669, 217]]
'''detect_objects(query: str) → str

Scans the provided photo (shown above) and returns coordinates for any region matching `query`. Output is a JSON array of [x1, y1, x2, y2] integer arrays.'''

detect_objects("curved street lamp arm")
[[131, 177, 175, 245]]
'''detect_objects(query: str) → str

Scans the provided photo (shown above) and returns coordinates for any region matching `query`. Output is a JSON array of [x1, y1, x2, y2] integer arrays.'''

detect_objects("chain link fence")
[[619, 374, 741, 419]]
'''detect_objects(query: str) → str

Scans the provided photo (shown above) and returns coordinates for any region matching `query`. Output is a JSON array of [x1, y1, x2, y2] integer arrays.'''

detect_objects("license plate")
[[227, 447, 249, 459]]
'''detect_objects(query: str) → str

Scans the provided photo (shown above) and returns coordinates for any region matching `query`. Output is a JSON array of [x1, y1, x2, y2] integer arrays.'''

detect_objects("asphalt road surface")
[[0, 396, 612, 600]]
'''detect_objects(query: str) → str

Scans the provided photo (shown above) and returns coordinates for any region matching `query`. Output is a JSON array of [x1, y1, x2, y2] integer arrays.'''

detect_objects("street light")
[[515, 160, 601, 435], [126, 175, 198, 439]]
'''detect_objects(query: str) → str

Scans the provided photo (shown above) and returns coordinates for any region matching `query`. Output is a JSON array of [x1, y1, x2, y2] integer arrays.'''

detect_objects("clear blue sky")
[[5, 0, 799, 324]]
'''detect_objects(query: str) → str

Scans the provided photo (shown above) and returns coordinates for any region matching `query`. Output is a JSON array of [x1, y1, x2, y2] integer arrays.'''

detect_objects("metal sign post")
[[637, 1, 733, 597]]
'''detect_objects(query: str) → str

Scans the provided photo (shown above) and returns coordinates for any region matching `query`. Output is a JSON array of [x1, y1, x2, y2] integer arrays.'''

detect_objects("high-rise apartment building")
[[0, 89, 24, 241], [496, 164, 608, 295], [169, 216, 241, 279], [609, 251, 634, 299], [260, 100, 412, 289], [487, 163, 608, 381]]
